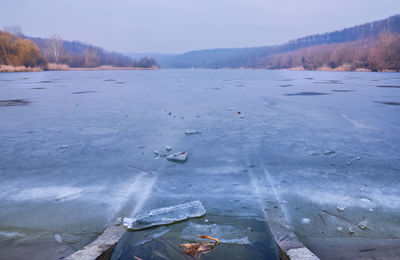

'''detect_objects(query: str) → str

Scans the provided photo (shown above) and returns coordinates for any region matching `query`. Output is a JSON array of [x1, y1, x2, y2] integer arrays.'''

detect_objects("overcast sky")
[[1, 0, 399, 54]]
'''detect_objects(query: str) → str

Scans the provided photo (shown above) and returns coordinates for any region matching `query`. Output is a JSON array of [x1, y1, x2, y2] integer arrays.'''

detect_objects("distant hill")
[[161, 14, 400, 70]]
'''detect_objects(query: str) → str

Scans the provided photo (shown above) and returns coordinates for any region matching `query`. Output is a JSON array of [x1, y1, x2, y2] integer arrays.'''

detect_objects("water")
[[0, 69, 399, 259]]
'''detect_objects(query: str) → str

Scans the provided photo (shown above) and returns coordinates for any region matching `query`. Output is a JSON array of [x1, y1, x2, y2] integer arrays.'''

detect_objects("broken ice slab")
[[185, 129, 201, 135], [181, 223, 250, 244], [166, 151, 188, 162], [123, 200, 206, 230]]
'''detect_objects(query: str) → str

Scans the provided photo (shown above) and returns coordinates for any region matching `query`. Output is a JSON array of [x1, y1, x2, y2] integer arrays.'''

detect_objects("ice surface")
[[133, 227, 170, 246], [0, 70, 399, 259], [180, 223, 250, 244], [123, 200, 206, 230]]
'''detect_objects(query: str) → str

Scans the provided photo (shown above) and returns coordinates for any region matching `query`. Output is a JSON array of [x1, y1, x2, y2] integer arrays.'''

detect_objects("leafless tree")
[[3, 25, 23, 36], [44, 35, 65, 63]]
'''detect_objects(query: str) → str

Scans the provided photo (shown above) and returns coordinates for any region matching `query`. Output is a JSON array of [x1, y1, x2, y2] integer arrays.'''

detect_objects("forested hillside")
[[260, 32, 400, 72], [161, 14, 400, 70]]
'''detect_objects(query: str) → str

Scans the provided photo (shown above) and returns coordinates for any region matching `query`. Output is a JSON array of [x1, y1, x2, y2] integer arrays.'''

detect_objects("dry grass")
[[0, 65, 42, 72], [47, 64, 159, 71], [47, 63, 70, 70]]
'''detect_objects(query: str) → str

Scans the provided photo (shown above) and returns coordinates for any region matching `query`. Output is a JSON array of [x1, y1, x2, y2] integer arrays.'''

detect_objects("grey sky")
[[1, 0, 399, 54]]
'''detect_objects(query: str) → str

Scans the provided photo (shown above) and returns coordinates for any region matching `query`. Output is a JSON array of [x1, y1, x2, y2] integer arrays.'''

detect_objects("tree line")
[[1, 28, 158, 69], [40, 35, 157, 68]]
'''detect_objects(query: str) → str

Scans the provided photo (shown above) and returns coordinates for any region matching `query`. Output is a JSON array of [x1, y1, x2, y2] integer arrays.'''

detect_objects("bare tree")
[[3, 25, 23, 36], [44, 35, 65, 63]]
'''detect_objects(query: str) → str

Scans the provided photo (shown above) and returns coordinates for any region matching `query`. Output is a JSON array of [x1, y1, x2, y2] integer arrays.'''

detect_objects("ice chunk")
[[123, 200, 205, 230], [154, 150, 159, 156], [302, 218, 311, 224], [181, 223, 250, 245], [323, 150, 335, 155], [348, 227, 354, 235], [54, 233, 63, 243], [133, 227, 170, 246], [185, 129, 201, 135], [337, 226, 343, 232], [114, 217, 122, 226], [358, 220, 368, 230], [166, 151, 188, 162], [165, 145, 172, 152], [336, 206, 346, 212]]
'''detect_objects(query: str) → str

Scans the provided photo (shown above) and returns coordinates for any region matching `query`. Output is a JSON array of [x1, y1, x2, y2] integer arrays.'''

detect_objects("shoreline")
[[1, 65, 398, 73], [0, 64, 159, 73]]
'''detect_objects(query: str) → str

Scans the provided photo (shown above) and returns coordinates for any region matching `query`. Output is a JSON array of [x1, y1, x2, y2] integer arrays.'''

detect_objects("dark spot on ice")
[[72, 91, 96, 94], [377, 85, 400, 88], [235, 84, 246, 87], [314, 80, 343, 84], [374, 101, 400, 106], [40, 80, 52, 83], [0, 99, 30, 106], [279, 84, 292, 87], [212, 87, 221, 90], [115, 82, 125, 84], [31, 87, 46, 90], [331, 90, 354, 92], [305, 77, 314, 80], [285, 92, 329, 96], [104, 79, 116, 82]]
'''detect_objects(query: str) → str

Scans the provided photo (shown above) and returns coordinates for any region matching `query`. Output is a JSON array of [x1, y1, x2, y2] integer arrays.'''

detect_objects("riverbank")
[[0, 64, 159, 72], [47, 63, 159, 71], [0, 65, 43, 72]]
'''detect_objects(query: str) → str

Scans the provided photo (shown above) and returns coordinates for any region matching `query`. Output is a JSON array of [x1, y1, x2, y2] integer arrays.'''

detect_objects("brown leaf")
[[180, 242, 216, 257]]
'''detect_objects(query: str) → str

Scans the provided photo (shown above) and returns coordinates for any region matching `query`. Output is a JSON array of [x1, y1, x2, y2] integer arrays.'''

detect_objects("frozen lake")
[[0, 69, 399, 259]]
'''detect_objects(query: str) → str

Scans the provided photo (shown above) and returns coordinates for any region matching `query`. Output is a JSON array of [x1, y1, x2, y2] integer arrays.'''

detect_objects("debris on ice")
[[302, 218, 311, 224], [346, 161, 352, 166], [356, 156, 361, 160], [369, 208, 374, 212], [181, 223, 250, 244], [185, 129, 201, 135], [54, 233, 63, 243], [123, 200, 206, 230], [348, 227, 354, 235], [166, 151, 188, 162], [323, 150, 335, 155], [154, 150, 160, 156], [165, 145, 172, 152], [337, 226, 343, 232], [133, 227, 170, 247], [358, 220, 368, 230], [336, 206, 346, 212]]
